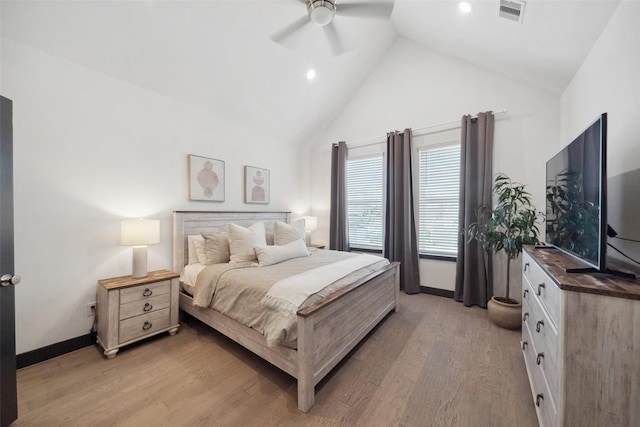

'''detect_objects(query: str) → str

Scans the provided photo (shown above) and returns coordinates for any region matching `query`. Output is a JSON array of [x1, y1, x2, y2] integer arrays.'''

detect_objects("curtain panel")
[[454, 112, 495, 307], [329, 141, 350, 251], [384, 129, 421, 294]]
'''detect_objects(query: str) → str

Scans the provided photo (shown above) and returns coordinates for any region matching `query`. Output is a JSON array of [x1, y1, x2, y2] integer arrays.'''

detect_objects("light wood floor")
[[15, 293, 538, 426]]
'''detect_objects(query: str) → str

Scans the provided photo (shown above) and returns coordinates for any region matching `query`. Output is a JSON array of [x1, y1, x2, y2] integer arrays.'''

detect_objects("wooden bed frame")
[[173, 211, 400, 412]]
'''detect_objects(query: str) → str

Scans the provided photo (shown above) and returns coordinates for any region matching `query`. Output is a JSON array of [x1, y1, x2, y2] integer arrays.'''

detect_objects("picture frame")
[[188, 154, 225, 202], [244, 166, 270, 204]]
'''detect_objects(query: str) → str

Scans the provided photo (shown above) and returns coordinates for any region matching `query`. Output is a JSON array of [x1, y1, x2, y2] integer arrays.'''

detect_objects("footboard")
[[296, 261, 400, 411]]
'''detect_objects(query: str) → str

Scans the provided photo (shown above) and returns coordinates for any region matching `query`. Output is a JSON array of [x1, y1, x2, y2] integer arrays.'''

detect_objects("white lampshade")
[[302, 216, 318, 231], [121, 219, 160, 246], [121, 219, 160, 279]]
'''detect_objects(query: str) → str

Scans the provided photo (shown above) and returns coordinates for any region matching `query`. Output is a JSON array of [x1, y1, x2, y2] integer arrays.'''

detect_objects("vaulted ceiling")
[[1, 1, 620, 145]]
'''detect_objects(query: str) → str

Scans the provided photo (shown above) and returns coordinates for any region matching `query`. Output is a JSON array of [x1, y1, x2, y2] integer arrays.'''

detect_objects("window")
[[346, 156, 384, 250], [418, 143, 461, 257]]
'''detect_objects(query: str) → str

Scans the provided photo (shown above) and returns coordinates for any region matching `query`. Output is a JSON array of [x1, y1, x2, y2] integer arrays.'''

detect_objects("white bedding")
[[180, 263, 206, 294], [189, 249, 389, 347]]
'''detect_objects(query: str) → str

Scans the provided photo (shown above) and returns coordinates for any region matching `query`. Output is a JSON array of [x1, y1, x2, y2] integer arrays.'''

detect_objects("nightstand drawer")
[[119, 293, 170, 320], [119, 308, 170, 343], [120, 280, 170, 304]]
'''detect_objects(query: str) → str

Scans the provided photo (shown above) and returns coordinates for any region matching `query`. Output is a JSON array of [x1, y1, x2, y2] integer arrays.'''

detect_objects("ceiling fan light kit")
[[308, 0, 336, 26], [272, 0, 393, 55]]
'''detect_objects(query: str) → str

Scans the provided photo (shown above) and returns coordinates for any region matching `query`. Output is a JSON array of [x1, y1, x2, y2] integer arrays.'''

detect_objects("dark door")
[[0, 96, 18, 426]]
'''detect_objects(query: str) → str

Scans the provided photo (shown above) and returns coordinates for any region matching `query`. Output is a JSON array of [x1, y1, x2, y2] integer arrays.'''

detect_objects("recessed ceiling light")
[[459, 1, 473, 13], [306, 69, 316, 80]]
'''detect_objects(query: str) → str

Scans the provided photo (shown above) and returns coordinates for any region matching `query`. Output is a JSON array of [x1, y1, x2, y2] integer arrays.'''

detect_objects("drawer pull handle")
[[523, 289, 529, 298], [536, 352, 544, 365], [142, 321, 152, 331], [522, 341, 528, 351], [143, 303, 153, 312], [537, 283, 545, 296], [522, 312, 529, 321], [524, 262, 530, 272], [536, 393, 544, 407], [536, 320, 544, 333], [143, 288, 152, 297]]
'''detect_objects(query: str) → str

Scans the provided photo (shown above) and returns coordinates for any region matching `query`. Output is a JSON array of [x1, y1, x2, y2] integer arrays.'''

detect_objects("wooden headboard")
[[172, 211, 291, 273]]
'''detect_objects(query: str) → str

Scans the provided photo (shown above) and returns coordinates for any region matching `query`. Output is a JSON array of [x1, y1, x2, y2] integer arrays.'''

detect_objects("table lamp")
[[121, 218, 160, 278], [302, 216, 318, 246]]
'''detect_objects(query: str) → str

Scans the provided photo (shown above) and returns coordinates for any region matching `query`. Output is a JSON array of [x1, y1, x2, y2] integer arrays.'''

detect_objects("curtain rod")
[[344, 109, 507, 149]]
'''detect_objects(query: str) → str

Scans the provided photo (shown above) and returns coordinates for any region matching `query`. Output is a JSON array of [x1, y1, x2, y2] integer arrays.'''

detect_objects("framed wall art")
[[244, 166, 270, 204], [188, 154, 225, 202]]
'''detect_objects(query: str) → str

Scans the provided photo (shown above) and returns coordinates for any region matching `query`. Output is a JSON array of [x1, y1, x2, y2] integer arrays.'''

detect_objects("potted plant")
[[465, 173, 542, 329]]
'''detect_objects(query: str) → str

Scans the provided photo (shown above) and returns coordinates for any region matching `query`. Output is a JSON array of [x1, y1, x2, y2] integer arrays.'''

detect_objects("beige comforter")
[[192, 249, 389, 347]]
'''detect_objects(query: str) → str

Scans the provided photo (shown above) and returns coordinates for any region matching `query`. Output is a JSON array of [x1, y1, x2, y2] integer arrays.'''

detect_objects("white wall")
[[310, 37, 561, 297], [1, 39, 310, 354], [561, 1, 640, 274]]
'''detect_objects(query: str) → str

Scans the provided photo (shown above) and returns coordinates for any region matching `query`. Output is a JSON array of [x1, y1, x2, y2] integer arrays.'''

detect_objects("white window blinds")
[[418, 143, 461, 257], [346, 156, 384, 250]]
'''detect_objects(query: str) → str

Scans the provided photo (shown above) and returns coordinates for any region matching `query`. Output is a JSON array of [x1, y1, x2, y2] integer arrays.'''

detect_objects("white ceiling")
[[0, 1, 620, 145]]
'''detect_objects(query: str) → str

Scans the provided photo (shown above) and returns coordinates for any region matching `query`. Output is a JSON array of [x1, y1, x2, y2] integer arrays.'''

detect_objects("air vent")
[[499, 0, 526, 23]]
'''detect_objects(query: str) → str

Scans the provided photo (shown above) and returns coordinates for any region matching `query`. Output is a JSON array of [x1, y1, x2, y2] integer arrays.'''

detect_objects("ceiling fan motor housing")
[[308, 0, 336, 26]]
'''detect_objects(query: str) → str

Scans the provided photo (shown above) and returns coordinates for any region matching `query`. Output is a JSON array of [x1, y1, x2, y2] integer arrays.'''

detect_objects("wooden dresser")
[[97, 269, 180, 358], [521, 246, 640, 427]]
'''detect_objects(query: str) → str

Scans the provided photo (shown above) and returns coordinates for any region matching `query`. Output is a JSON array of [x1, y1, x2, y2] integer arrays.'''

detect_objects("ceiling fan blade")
[[337, 1, 394, 19], [323, 24, 344, 56], [271, 14, 311, 43]]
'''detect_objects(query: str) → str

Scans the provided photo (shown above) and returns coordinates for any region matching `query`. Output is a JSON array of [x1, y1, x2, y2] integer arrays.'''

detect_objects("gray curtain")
[[455, 112, 494, 307], [384, 129, 421, 294], [330, 141, 350, 251]]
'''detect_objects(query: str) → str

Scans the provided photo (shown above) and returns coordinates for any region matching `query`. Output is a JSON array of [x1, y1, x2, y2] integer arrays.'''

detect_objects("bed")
[[173, 210, 400, 412]]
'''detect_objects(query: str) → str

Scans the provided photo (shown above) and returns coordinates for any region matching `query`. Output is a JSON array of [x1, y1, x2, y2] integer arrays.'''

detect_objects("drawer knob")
[[536, 393, 544, 407], [522, 341, 528, 351], [143, 288, 153, 297], [524, 262, 530, 272], [537, 283, 545, 296], [522, 312, 529, 321], [143, 321, 152, 331], [523, 289, 529, 298], [143, 302, 153, 312], [536, 352, 544, 365], [536, 320, 544, 333]]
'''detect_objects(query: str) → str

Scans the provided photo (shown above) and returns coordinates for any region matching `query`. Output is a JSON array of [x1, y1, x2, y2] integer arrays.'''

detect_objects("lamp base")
[[132, 246, 148, 279]]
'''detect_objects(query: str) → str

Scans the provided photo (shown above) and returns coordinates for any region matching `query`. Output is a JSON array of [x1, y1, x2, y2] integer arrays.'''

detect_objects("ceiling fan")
[[271, 0, 394, 55]]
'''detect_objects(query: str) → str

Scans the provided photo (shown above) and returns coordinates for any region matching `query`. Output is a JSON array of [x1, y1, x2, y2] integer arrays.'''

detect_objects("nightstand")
[[309, 244, 326, 249], [96, 269, 180, 359]]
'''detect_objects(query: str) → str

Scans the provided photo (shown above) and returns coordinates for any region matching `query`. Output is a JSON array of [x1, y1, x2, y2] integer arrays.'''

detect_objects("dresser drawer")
[[119, 308, 170, 343], [523, 251, 561, 326], [120, 280, 170, 304], [523, 277, 560, 405], [523, 323, 558, 427], [119, 293, 170, 320]]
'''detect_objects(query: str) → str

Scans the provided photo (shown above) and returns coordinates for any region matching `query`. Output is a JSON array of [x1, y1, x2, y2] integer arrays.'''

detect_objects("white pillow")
[[187, 234, 206, 265], [201, 232, 230, 264], [228, 221, 267, 263], [274, 220, 305, 246], [254, 239, 310, 266]]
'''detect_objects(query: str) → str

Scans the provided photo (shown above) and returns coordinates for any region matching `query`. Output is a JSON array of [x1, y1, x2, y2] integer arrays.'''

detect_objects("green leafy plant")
[[465, 173, 543, 303]]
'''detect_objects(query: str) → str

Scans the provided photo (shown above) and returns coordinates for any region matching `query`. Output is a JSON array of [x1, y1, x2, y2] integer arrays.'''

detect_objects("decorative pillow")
[[187, 234, 206, 265], [201, 232, 230, 264], [254, 239, 309, 266], [228, 221, 267, 263], [265, 231, 275, 246], [274, 220, 305, 246]]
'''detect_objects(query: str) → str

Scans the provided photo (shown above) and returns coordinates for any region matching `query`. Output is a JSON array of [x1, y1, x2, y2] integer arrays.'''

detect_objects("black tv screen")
[[545, 113, 607, 271]]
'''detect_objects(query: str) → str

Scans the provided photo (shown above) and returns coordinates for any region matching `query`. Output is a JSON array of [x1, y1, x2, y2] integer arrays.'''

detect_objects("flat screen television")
[[545, 113, 608, 272]]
